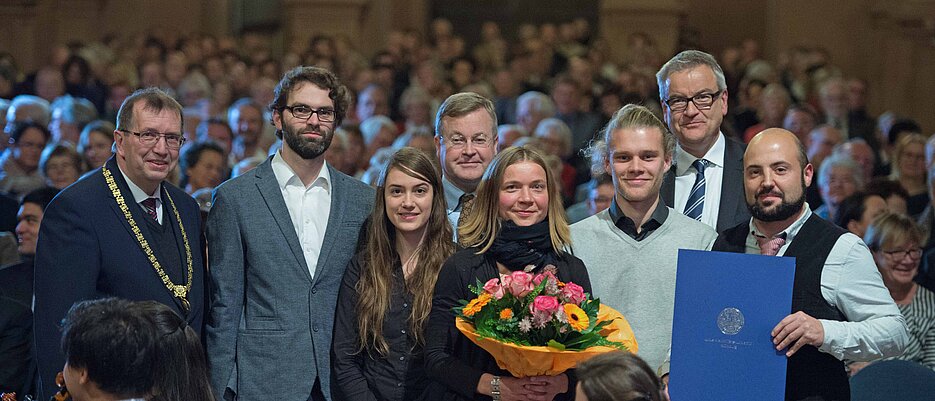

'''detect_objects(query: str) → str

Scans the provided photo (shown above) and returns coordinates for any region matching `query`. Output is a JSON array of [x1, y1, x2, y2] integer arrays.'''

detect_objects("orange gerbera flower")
[[563, 304, 589, 332], [500, 308, 514, 320], [463, 293, 493, 317]]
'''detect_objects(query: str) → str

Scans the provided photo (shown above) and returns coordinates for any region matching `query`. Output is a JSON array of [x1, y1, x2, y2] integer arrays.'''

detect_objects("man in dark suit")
[[206, 66, 374, 401], [33, 88, 205, 399], [656, 50, 750, 233]]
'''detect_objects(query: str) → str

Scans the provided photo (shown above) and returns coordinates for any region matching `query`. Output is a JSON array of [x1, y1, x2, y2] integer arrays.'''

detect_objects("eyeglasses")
[[281, 105, 336, 122], [118, 129, 185, 149], [664, 90, 723, 112], [443, 134, 492, 149], [882, 248, 923, 260]]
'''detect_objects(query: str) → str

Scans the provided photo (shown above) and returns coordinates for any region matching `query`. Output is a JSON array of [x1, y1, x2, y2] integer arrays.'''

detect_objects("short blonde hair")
[[864, 212, 927, 252], [459, 146, 571, 254], [588, 104, 675, 168]]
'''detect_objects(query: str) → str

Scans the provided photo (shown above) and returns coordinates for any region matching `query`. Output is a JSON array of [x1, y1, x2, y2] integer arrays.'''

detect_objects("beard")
[[747, 176, 807, 222], [282, 123, 333, 160]]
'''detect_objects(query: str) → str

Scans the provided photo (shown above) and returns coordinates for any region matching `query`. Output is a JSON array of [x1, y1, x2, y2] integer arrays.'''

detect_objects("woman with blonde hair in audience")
[[424, 145, 590, 401], [889, 133, 929, 217], [332, 147, 455, 401], [861, 212, 935, 371]]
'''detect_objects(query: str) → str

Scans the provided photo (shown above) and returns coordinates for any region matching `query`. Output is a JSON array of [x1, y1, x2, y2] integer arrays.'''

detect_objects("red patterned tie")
[[756, 234, 786, 256], [141, 198, 158, 221]]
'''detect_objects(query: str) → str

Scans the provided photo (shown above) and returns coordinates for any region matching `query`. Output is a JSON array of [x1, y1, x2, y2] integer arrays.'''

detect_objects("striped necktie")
[[683, 159, 710, 220], [141, 198, 158, 222]]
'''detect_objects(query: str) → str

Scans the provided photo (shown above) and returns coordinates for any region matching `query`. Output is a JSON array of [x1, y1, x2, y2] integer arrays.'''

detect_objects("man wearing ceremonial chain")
[[34, 88, 206, 400]]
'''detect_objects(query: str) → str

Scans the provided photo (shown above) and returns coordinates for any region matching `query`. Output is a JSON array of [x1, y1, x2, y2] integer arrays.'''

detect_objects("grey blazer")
[[661, 135, 750, 234], [205, 158, 374, 401]]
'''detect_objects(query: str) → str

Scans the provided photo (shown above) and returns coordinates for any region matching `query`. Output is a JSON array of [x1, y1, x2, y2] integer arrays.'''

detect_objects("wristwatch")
[[491, 375, 501, 401]]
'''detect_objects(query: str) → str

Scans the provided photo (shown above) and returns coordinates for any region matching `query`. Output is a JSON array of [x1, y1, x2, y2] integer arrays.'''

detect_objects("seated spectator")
[[516, 91, 555, 134], [496, 124, 527, 151], [833, 192, 888, 238], [534, 118, 576, 202], [743, 83, 791, 143], [805, 125, 846, 209], [0, 122, 50, 198], [392, 126, 435, 158], [890, 133, 929, 217], [862, 213, 935, 371], [179, 141, 227, 195], [575, 351, 665, 401], [0, 187, 59, 398], [196, 117, 233, 159], [565, 173, 613, 224], [866, 177, 911, 216], [815, 154, 863, 222], [359, 115, 398, 171], [59, 298, 215, 401], [77, 120, 115, 170], [49, 95, 98, 145], [834, 139, 875, 184], [782, 103, 818, 145], [39, 144, 84, 190], [4, 95, 51, 150]]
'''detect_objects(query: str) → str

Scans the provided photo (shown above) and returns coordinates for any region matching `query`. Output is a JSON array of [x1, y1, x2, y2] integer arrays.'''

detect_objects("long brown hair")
[[458, 145, 571, 254], [357, 147, 454, 355]]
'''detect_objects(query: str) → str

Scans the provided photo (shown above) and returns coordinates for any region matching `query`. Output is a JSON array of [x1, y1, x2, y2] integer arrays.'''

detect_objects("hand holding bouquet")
[[454, 267, 638, 377]]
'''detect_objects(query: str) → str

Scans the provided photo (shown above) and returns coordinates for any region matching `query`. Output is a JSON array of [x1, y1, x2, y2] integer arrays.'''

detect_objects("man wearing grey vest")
[[570, 104, 716, 372], [713, 128, 907, 400]]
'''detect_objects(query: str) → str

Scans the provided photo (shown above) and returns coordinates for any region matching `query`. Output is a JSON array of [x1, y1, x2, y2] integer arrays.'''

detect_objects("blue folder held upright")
[[669, 249, 795, 401]]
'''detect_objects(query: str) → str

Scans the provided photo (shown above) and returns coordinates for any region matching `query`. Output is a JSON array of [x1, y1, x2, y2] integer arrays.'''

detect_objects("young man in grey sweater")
[[571, 104, 716, 372]]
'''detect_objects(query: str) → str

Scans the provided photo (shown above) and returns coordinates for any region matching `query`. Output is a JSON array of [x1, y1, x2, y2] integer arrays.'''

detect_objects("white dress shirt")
[[119, 167, 163, 225], [271, 151, 332, 280], [744, 205, 909, 362], [673, 133, 725, 230]]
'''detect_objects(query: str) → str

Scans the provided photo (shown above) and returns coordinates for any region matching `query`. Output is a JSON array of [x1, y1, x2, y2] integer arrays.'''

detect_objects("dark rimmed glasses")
[[664, 90, 723, 112], [281, 105, 336, 123], [118, 129, 185, 149]]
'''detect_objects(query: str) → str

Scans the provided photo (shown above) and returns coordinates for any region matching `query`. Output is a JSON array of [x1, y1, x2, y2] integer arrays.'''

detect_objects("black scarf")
[[488, 219, 559, 272]]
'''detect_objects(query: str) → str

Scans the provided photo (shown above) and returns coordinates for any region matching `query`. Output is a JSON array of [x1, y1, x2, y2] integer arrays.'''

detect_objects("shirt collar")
[[609, 196, 669, 233], [443, 176, 467, 211], [118, 165, 162, 203], [271, 151, 331, 191], [675, 132, 726, 175], [748, 203, 812, 242]]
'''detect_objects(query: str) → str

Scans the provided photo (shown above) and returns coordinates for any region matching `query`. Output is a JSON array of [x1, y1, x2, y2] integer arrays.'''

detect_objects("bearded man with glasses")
[[205, 66, 374, 401], [34, 87, 207, 400], [657, 50, 750, 233]]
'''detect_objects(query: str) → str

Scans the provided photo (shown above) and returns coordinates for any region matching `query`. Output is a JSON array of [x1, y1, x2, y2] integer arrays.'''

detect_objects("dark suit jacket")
[[33, 157, 205, 399], [205, 158, 374, 401], [662, 135, 750, 234]]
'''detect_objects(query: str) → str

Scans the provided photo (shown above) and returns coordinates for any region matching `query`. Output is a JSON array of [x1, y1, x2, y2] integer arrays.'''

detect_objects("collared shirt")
[[119, 166, 164, 225], [608, 196, 669, 241], [673, 132, 726, 230], [271, 151, 332, 280], [443, 176, 468, 234], [743, 204, 908, 361]]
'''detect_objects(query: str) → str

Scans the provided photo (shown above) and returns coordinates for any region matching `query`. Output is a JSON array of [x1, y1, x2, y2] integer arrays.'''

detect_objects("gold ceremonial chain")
[[102, 166, 194, 312]]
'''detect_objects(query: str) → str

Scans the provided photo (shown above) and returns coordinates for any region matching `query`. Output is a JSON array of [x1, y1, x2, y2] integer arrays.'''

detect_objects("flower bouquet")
[[454, 267, 638, 377]]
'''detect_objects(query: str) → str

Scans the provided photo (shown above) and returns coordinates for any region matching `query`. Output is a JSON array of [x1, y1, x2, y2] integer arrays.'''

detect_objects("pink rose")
[[561, 282, 586, 304], [532, 295, 561, 314], [507, 271, 535, 297], [483, 278, 505, 300]]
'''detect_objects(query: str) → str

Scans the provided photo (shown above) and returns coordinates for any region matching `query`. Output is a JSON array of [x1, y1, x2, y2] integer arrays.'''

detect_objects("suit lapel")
[[312, 165, 344, 287], [253, 160, 313, 283], [717, 138, 746, 233]]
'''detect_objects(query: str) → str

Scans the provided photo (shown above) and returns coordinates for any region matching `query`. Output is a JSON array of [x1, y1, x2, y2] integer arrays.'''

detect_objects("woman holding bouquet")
[[332, 147, 456, 401], [425, 146, 591, 401]]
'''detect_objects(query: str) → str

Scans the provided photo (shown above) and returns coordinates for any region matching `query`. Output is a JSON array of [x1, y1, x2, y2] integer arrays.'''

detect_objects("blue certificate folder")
[[669, 249, 795, 401]]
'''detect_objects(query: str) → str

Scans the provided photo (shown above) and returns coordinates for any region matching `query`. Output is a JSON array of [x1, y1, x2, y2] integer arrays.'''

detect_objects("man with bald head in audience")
[[657, 50, 749, 233], [713, 128, 907, 400]]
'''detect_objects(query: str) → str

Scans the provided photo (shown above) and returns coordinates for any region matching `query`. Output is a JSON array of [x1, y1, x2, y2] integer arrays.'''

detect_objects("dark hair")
[[60, 298, 158, 399], [115, 87, 184, 133], [270, 66, 351, 127], [196, 117, 233, 143], [21, 186, 60, 210], [587, 173, 614, 193], [179, 141, 225, 187], [9, 121, 51, 144], [62, 55, 91, 84], [40, 143, 85, 177], [576, 351, 664, 401], [887, 118, 921, 146], [129, 301, 215, 401], [833, 192, 872, 230], [865, 178, 910, 204]]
